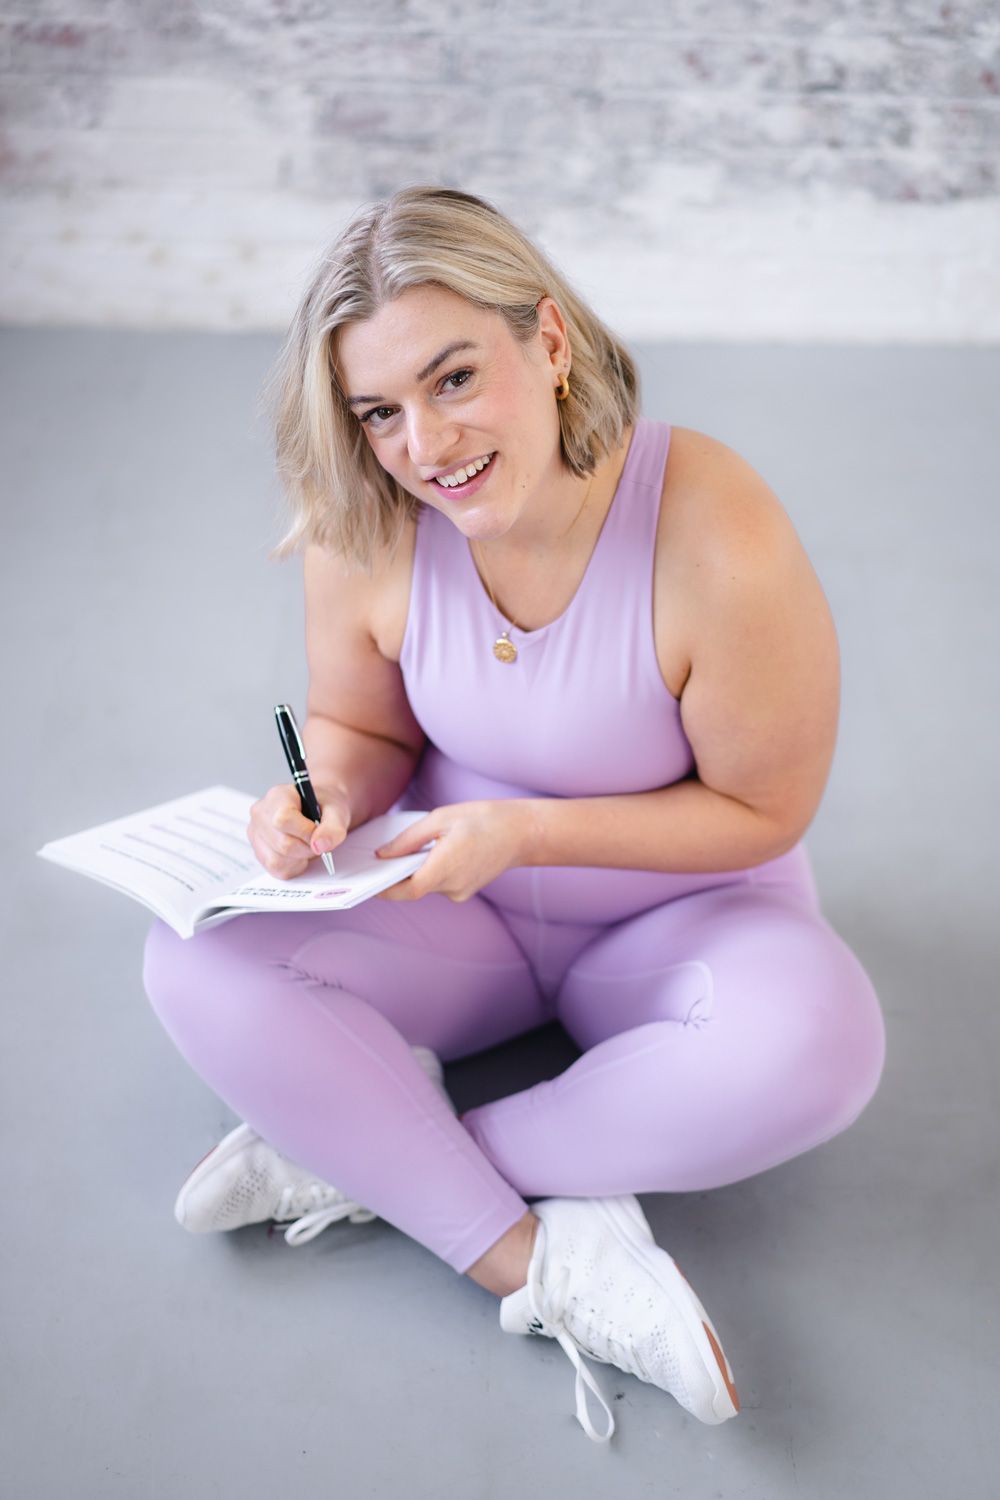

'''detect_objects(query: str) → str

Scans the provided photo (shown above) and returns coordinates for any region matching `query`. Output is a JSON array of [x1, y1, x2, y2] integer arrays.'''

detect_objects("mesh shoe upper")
[[173, 1123, 377, 1243], [499, 1194, 740, 1443]]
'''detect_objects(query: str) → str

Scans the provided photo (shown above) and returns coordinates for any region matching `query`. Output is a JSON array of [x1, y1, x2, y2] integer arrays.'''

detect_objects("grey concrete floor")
[[2, 328, 997, 1497]]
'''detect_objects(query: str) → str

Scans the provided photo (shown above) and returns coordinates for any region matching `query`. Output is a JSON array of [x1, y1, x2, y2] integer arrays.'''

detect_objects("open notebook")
[[37, 785, 433, 939]]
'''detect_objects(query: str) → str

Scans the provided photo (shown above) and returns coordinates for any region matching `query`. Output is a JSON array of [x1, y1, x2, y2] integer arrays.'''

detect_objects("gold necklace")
[[470, 473, 596, 663]]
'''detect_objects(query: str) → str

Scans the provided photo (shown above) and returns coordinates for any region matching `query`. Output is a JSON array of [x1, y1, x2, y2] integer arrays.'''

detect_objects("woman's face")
[[333, 283, 571, 544]]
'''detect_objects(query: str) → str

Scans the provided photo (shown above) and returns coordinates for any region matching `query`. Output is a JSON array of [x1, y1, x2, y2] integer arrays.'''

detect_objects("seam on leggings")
[[466, 896, 549, 1011], [564, 957, 714, 988], [285, 929, 533, 980]]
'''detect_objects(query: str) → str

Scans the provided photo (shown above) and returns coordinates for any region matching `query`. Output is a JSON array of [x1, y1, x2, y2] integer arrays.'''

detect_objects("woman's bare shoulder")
[[302, 514, 416, 667], [653, 425, 818, 697], [661, 425, 794, 558]]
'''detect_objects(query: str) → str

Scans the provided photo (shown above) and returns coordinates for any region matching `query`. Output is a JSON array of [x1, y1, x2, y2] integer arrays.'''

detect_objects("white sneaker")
[[174, 1044, 454, 1246], [499, 1194, 741, 1443]]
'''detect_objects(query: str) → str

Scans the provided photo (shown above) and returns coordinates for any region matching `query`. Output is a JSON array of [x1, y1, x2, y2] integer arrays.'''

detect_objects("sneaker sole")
[[595, 1196, 741, 1423]]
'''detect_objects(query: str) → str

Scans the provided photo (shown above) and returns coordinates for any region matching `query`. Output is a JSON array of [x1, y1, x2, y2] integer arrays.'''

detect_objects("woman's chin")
[[455, 507, 513, 543], [425, 487, 509, 538]]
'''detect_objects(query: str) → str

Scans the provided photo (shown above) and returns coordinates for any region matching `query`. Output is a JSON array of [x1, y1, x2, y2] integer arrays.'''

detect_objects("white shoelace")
[[275, 1182, 378, 1246], [526, 1258, 616, 1443]]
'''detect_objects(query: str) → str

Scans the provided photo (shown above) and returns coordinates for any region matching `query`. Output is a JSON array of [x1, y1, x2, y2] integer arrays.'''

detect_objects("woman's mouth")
[[427, 452, 497, 500]]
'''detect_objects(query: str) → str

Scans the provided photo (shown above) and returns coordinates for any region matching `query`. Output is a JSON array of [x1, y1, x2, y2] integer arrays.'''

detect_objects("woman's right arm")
[[299, 538, 425, 832], [248, 539, 425, 879]]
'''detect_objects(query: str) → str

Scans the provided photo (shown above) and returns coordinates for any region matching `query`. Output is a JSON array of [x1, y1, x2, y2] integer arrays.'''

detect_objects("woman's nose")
[[405, 409, 458, 467]]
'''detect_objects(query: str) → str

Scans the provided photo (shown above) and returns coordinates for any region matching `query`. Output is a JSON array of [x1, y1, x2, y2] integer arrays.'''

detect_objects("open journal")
[[36, 785, 433, 940]]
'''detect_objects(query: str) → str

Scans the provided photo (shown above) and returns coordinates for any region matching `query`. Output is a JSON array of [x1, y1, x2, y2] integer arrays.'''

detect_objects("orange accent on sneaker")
[[702, 1321, 740, 1412]]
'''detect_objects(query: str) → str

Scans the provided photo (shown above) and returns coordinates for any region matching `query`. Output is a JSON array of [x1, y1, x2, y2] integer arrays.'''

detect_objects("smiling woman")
[[260, 188, 638, 573], [330, 279, 613, 562], [142, 184, 886, 1448]]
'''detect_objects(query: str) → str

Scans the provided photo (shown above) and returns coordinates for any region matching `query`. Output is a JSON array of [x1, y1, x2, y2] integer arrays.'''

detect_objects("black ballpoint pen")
[[274, 703, 337, 876]]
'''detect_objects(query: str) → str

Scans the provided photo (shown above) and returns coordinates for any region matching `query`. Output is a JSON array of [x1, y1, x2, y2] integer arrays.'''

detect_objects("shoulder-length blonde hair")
[[262, 185, 641, 574]]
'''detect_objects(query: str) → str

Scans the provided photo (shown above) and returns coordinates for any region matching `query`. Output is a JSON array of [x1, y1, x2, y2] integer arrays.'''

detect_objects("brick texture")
[[0, 0, 997, 337]]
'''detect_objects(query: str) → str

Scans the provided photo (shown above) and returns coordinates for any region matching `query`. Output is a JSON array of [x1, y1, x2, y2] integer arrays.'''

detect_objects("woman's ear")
[[536, 295, 570, 369]]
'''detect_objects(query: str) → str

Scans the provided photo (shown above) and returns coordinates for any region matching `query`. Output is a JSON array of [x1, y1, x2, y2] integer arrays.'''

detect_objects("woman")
[[142, 186, 886, 1445]]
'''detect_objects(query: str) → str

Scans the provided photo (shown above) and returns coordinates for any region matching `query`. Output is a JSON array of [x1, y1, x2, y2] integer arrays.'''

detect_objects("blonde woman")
[[142, 186, 886, 1445]]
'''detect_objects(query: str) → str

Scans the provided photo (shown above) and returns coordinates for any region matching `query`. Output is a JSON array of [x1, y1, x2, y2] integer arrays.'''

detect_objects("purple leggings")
[[141, 846, 886, 1275]]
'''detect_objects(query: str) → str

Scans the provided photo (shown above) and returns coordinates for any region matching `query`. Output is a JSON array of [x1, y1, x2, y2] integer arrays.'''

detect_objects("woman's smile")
[[425, 450, 498, 500]]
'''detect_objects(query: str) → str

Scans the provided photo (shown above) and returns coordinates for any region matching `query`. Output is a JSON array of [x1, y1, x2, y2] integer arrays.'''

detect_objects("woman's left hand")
[[374, 800, 532, 903]]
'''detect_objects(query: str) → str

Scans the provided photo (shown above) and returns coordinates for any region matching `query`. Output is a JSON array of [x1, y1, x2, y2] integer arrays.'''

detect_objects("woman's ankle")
[[465, 1210, 540, 1298]]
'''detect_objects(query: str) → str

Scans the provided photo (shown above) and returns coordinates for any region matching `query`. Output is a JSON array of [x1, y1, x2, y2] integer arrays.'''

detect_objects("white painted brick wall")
[[0, 1, 997, 340]]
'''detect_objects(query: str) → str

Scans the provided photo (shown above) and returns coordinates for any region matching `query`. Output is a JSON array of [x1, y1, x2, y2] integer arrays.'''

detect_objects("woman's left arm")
[[377, 445, 841, 899], [518, 455, 842, 875]]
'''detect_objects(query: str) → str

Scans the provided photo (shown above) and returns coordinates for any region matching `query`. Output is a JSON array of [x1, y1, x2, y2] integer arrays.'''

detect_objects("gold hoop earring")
[[555, 373, 570, 401]]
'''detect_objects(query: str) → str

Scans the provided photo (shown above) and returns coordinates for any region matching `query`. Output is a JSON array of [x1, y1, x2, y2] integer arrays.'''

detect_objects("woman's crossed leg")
[[142, 892, 545, 1275], [461, 879, 887, 1199], [144, 877, 886, 1279]]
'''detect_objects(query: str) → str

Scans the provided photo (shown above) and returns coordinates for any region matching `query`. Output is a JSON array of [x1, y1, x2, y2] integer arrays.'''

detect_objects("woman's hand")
[[247, 782, 352, 881], [374, 800, 532, 903]]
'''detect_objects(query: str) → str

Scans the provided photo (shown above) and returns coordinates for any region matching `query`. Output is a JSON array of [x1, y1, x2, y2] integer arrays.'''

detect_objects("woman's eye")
[[359, 369, 474, 427], [443, 368, 473, 391], [360, 405, 396, 426]]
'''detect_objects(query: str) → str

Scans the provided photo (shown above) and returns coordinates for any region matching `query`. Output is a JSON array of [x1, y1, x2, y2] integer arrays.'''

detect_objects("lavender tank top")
[[397, 417, 809, 921], [400, 418, 691, 792]]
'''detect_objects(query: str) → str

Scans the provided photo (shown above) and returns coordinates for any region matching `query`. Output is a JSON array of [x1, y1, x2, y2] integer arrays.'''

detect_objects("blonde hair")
[[262, 185, 641, 573]]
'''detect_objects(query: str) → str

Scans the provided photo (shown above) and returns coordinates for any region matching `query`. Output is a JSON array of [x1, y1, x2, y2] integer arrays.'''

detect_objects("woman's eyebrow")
[[346, 340, 481, 407]]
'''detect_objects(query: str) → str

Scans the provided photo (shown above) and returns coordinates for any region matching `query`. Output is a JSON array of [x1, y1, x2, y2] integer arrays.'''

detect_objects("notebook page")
[[37, 785, 260, 932]]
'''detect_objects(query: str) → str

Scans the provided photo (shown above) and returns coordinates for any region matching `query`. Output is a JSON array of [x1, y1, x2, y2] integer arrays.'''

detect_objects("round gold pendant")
[[493, 633, 518, 663]]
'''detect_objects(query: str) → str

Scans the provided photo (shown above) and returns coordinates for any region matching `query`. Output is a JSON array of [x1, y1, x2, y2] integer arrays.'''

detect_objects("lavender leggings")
[[142, 850, 886, 1275]]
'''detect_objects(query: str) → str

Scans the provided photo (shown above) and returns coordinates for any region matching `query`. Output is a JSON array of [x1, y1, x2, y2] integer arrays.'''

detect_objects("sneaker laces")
[[525, 1257, 617, 1443], [275, 1181, 378, 1246]]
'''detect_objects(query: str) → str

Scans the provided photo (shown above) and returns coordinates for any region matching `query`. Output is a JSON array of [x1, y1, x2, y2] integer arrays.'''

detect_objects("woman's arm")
[[300, 542, 426, 830], [512, 777, 796, 876], [514, 442, 841, 874]]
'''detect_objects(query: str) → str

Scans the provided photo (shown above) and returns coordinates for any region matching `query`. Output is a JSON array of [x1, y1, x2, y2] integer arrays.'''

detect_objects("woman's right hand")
[[247, 782, 352, 881]]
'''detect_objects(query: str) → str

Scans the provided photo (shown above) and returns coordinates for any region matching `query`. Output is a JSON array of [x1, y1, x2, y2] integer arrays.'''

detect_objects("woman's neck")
[[478, 424, 634, 563]]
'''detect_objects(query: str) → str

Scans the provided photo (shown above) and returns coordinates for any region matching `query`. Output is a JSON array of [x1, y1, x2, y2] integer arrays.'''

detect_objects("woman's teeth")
[[435, 453, 494, 488]]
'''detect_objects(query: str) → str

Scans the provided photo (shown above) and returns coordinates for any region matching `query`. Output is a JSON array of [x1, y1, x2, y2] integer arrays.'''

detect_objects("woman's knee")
[[141, 914, 264, 1031], [808, 940, 887, 1139], [710, 895, 888, 1136], [732, 921, 888, 1156], [141, 917, 188, 1017], [699, 950, 887, 1179]]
